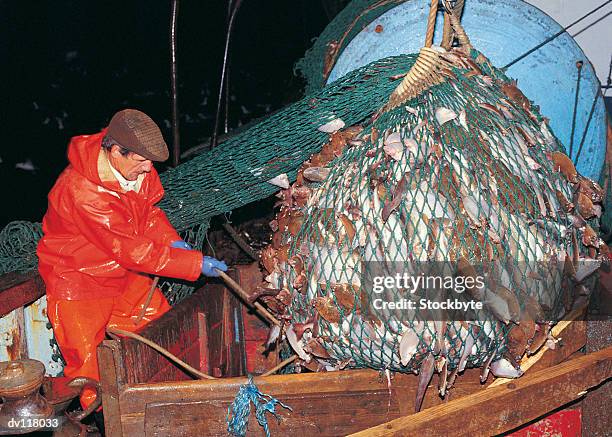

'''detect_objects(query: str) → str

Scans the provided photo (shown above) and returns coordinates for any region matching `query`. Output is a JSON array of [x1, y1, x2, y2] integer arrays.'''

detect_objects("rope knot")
[[227, 375, 292, 437]]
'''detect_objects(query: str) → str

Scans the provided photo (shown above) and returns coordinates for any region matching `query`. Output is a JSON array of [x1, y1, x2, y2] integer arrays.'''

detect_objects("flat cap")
[[107, 109, 169, 162]]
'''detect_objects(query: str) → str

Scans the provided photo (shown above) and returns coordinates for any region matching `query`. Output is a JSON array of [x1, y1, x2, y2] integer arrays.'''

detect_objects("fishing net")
[[296, 0, 407, 94], [259, 3, 606, 406], [0, 221, 43, 274], [0, 53, 422, 304], [298, 0, 612, 236]]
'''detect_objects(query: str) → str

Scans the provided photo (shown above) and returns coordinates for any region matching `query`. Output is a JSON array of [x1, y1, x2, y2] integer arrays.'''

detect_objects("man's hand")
[[170, 240, 192, 250], [202, 256, 228, 277]]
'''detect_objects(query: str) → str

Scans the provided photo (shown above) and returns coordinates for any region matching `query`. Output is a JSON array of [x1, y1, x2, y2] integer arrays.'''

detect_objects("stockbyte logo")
[[360, 260, 579, 322]]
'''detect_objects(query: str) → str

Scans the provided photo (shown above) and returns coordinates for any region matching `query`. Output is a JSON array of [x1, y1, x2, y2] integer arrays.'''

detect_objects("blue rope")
[[227, 375, 292, 437]]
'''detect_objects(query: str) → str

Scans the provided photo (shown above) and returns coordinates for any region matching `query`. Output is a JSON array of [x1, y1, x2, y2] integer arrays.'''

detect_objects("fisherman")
[[37, 109, 227, 411]]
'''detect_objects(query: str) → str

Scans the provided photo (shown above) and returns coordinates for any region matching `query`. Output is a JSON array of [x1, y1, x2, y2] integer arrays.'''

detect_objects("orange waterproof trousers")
[[46, 273, 171, 409]]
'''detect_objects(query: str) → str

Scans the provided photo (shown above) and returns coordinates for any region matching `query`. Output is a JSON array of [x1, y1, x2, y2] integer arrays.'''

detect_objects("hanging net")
[[259, 3, 606, 409], [295, 0, 407, 94], [0, 53, 423, 303]]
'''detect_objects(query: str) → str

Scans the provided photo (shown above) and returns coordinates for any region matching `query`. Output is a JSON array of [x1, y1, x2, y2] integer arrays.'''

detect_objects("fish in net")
[[257, 3, 607, 411]]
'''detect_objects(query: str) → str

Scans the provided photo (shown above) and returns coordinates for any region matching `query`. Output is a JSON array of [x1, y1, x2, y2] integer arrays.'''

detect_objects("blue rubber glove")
[[170, 240, 192, 250], [202, 256, 228, 277]]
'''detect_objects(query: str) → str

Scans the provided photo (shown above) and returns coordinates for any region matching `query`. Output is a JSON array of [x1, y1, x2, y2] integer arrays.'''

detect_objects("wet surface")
[[582, 275, 612, 436]]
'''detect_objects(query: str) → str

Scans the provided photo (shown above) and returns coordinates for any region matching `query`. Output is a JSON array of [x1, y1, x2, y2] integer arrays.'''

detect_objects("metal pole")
[[170, 0, 180, 167]]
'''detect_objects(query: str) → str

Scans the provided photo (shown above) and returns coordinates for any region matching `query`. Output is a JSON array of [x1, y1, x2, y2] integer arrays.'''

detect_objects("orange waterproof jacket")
[[37, 128, 203, 300]]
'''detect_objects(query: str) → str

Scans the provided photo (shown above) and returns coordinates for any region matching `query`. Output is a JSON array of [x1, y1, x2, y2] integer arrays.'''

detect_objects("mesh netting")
[[260, 40, 606, 388], [0, 54, 421, 303], [295, 0, 405, 94], [0, 221, 43, 274]]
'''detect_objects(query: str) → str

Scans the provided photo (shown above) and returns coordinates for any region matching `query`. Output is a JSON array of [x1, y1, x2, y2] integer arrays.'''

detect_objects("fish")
[[305, 338, 331, 359], [540, 121, 556, 145], [337, 214, 357, 246], [327, 283, 359, 311], [458, 109, 469, 131], [478, 102, 504, 118], [249, 285, 281, 304], [496, 102, 514, 120], [577, 177, 604, 203], [313, 296, 342, 324], [318, 118, 345, 133], [265, 324, 281, 350], [287, 215, 304, 238], [581, 224, 600, 248], [555, 189, 574, 212], [524, 155, 541, 170], [501, 81, 531, 112], [480, 351, 496, 383], [515, 125, 536, 147], [303, 166, 331, 182], [435, 107, 458, 125], [483, 288, 513, 324], [527, 323, 550, 355], [492, 285, 521, 324], [550, 152, 578, 183], [507, 319, 529, 360], [381, 176, 407, 222], [383, 142, 404, 161], [438, 357, 449, 397], [260, 246, 278, 274], [576, 192, 600, 219], [268, 173, 290, 189], [293, 318, 316, 340], [293, 271, 307, 293], [399, 326, 421, 366], [285, 324, 310, 362], [462, 195, 482, 226], [574, 257, 601, 282], [490, 358, 524, 378], [520, 292, 546, 324], [415, 353, 435, 412], [457, 331, 475, 373]]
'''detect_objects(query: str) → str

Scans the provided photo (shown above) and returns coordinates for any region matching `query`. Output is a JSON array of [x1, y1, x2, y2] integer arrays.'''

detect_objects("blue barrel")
[[327, 0, 606, 180]]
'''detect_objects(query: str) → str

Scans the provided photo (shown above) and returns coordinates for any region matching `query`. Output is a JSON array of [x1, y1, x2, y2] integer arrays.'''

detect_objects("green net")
[[260, 42, 606, 387], [0, 54, 421, 304], [295, 0, 406, 94], [0, 221, 43, 274]]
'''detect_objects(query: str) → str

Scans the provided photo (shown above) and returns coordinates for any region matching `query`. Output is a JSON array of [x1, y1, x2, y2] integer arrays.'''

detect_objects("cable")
[[170, 0, 181, 167], [569, 61, 583, 158], [211, 0, 243, 148], [574, 89, 600, 165], [503, 0, 612, 70], [106, 327, 296, 378], [604, 55, 612, 97], [108, 327, 217, 379]]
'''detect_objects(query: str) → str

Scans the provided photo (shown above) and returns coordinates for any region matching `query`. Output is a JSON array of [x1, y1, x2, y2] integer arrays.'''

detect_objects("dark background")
[[0, 0, 349, 228]]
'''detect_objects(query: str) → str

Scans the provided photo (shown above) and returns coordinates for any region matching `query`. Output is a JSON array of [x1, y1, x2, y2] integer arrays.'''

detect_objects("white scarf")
[[108, 160, 139, 192]]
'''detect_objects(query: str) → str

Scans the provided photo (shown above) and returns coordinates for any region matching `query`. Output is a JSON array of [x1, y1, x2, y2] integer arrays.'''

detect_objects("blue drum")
[[327, 0, 606, 180]]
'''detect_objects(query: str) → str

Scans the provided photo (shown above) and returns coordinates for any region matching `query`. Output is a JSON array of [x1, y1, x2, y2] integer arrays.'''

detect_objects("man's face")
[[109, 145, 153, 181]]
